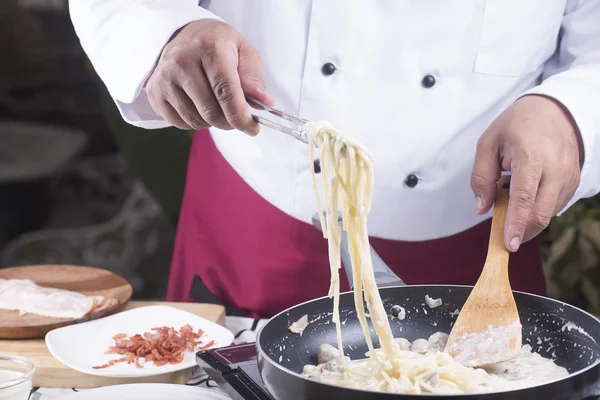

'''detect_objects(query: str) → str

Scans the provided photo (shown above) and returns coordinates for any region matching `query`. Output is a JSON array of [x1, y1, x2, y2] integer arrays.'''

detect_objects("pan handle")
[[311, 212, 406, 288]]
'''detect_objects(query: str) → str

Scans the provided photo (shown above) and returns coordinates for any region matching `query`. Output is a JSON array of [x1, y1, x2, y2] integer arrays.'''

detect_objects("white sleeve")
[[69, 0, 222, 129], [519, 0, 600, 214]]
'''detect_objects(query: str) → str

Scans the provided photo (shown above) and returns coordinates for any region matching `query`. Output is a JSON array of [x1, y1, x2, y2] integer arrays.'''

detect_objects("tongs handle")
[[246, 96, 312, 145]]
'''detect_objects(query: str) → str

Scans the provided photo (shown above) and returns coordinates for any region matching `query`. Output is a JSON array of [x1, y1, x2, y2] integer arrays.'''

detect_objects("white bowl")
[[46, 305, 234, 378]]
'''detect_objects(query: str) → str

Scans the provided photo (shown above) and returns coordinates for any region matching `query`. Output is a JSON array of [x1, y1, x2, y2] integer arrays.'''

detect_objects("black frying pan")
[[256, 215, 600, 399]]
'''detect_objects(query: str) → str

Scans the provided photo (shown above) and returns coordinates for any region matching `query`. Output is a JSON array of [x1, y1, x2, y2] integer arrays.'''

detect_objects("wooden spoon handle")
[[485, 175, 511, 268]]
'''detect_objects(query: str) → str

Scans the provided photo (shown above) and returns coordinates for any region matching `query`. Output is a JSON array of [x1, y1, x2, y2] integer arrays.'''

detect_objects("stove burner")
[[197, 343, 274, 400]]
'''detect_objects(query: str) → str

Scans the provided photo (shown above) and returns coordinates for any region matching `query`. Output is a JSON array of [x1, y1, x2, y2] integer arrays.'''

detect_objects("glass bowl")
[[0, 354, 35, 400]]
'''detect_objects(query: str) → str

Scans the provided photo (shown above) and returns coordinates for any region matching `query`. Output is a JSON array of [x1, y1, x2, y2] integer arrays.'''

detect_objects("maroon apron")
[[166, 130, 546, 319]]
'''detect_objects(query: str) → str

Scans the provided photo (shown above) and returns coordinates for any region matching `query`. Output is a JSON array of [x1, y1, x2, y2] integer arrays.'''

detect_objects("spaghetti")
[[307, 120, 400, 371], [303, 121, 568, 394]]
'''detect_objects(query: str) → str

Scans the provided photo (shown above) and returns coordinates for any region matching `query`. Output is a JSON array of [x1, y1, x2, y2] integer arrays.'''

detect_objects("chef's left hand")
[[470, 95, 583, 252]]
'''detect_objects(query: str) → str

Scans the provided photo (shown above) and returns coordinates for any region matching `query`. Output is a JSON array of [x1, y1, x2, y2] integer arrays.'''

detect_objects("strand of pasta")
[[307, 121, 400, 372], [305, 120, 496, 394]]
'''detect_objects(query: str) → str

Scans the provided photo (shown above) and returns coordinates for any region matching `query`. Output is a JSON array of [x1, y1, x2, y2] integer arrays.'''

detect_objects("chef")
[[69, 1, 600, 319]]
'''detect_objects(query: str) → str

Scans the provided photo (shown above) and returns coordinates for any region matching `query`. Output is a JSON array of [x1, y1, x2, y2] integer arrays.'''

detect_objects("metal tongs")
[[246, 96, 312, 145]]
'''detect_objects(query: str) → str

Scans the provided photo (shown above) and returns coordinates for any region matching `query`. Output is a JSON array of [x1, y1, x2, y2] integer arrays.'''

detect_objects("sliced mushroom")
[[428, 332, 449, 352], [410, 338, 431, 353], [395, 337, 411, 351], [390, 305, 406, 320], [302, 365, 318, 375], [323, 356, 351, 372], [317, 343, 340, 364], [288, 314, 309, 334], [425, 295, 442, 309]]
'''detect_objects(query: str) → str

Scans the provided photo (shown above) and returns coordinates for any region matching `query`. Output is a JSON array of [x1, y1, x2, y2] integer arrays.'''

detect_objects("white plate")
[[46, 305, 234, 378], [55, 383, 231, 399]]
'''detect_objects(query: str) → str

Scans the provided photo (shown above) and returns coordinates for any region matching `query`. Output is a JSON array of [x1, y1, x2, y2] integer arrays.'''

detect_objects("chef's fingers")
[[470, 134, 501, 215], [155, 100, 192, 131], [504, 158, 542, 252], [201, 42, 259, 136], [146, 77, 191, 130], [238, 39, 274, 107], [522, 174, 560, 243], [180, 68, 232, 130], [165, 85, 211, 130]]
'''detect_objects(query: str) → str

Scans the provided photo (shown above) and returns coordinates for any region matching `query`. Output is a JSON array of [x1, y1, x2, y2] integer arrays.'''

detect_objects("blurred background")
[[0, 0, 193, 300], [0, 1, 599, 312]]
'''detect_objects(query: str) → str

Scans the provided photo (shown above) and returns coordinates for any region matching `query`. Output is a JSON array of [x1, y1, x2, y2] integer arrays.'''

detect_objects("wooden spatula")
[[445, 175, 522, 367]]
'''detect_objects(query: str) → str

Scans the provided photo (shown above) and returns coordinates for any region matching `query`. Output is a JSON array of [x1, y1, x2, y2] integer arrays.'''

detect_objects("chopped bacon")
[[151, 348, 162, 360], [200, 340, 215, 350], [92, 356, 127, 369], [92, 324, 215, 369]]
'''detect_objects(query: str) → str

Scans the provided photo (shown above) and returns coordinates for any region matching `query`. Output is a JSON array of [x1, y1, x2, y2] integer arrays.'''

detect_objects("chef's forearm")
[[69, 0, 222, 129], [519, 0, 600, 214]]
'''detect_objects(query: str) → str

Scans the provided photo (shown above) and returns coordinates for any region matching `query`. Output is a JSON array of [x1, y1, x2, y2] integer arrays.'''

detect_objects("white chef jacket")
[[69, 0, 600, 241]]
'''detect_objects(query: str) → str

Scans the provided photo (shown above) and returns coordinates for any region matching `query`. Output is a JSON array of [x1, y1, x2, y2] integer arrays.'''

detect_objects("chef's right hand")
[[146, 20, 274, 135]]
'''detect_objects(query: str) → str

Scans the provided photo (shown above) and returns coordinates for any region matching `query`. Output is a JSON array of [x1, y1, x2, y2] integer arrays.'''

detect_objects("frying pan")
[[256, 214, 600, 399]]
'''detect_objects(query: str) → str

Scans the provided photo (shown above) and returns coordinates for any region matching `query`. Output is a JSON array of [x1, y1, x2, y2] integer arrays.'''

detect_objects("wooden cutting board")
[[0, 265, 133, 339], [0, 301, 226, 388]]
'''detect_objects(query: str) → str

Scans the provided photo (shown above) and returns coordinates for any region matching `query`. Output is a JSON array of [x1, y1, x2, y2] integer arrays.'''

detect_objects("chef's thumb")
[[238, 41, 274, 106], [470, 136, 501, 215]]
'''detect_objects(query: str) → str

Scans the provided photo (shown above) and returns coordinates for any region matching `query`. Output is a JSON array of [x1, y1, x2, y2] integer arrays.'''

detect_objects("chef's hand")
[[146, 20, 274, 135], [470, 95, 583, 252]]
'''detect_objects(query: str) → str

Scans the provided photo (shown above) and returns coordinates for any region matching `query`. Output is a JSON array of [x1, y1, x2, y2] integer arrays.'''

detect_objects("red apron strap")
[[167, 130, 545, 319]]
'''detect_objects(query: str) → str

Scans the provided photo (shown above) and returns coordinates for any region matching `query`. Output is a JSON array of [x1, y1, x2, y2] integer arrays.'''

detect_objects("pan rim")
[[256, 284, 600, 397]]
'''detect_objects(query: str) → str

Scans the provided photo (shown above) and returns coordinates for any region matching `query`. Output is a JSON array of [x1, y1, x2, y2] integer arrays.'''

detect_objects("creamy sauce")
[[562, 322, 596, 343], [0, 370, 30, 400], [445, 322, 522, 367], [303, 333, 568, 394]]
